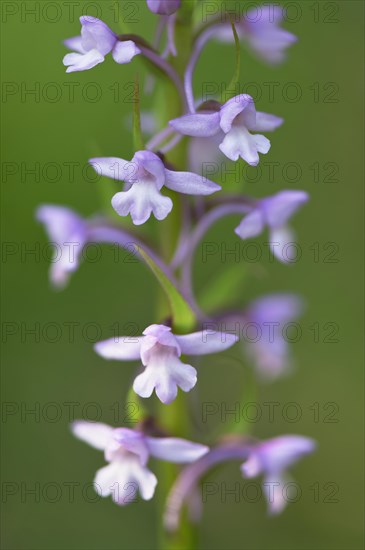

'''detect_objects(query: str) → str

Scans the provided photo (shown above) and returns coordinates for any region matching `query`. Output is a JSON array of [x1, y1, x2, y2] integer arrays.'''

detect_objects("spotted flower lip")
[[234, 190, 309, 262], [169, 94, 283, 165], [94, 324, 238, 404], [241, 435, 316, 514], [147, 0, 181, 15], [71, 421, 208, 505], [63, 16, 141, 73], [89, 150, 221, 225], [215, 5, 298, 65]]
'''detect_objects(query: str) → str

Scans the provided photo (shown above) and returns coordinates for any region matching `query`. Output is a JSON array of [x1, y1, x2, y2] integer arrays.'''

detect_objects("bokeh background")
[[1, 1, 364, 549]]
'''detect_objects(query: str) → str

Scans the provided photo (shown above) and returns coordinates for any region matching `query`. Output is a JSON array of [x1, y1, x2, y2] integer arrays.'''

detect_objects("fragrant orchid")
[[63, 16, 140, 73], [89, 150, 221, 225], [72, 421, 208, 505], [170, 94, 283, 165], [235, 190, 309, 262], [241, 435, 316, 514], [95, 324, 237, 404], [215, 5, 298, 65], [38, 2, 316, 539]]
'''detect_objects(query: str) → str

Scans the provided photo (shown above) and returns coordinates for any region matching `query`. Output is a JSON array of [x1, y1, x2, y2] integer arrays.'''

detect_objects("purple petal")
[[242, 435, 316, 478], [234, 209, 265, 239], [89, 157, 135, 182], [132, 151, 166, 188], [261, 190, 309, 228], [80, 16, 116, 55], [36, 205, 86, 244], [164, 169, 221, 195], [71, 421, 113, 450], [63, 49, 104, 73], [64, 35, 84, 53], [113, 428, 149, 465], [219, 94, 256, 133], [176, 331, 237, 356], [112, 40, 141, 64], [169, 112, 221, 137], [94, 337, 142, 361], [249, 293, 303, 325], [250, 112, 284, 132], [269, 226, 297, 263], [147, 0, 181, 15], [146, 437, 209, 463]]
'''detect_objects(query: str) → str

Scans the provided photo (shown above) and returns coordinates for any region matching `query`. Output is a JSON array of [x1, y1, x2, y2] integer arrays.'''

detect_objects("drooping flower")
[[94, 324, 237, 404], [241, 435, 316, 514], [235, 190, 309, 262], [147, 0, 181, 16], [36, 205, 88, 288], [63, 16, 140, 73], [244, 293, 304, 379], [89, 150, 221, 225], [164, 434, 316, 530], [72, 421, 208, 505], [170, 95, 283, 165], [215, 5, 297, 65]]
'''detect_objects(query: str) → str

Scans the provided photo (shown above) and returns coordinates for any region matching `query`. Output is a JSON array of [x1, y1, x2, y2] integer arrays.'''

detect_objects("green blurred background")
[[1, 1, 364, 548]]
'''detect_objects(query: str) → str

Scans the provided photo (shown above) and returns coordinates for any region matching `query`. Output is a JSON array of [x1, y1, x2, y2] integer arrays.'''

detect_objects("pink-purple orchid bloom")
[[241, 435, 316, 514], [244, 293, 304, 379], [170, 94, 283, 165], [36, 205, 88, 288], [63, 16, 140, 73], [72, 421, 208, 505], [215, 5, 298, 65], [235, 190, 309, 262], [94, 324, 237, 404], [90, 150, 221, 225]]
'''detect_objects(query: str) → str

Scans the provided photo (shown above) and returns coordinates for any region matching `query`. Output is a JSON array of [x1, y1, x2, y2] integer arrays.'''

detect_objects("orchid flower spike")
[[95, 324, 237, 404], [63, 16, 140, 73], [170, 94, 283, 165], [244, 293, 304, 379], [215, 5, 297, 65], [241, 435, 316, 514], [72, 421, 208, 505], [36, 205, 88, 289], [235, 190, 309, 262], [147, 0, 181, 15], [89, 150, 221, 225]]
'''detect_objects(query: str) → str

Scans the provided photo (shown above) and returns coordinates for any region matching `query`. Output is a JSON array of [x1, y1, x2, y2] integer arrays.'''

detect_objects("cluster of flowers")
[[37, 1, 315, 532]]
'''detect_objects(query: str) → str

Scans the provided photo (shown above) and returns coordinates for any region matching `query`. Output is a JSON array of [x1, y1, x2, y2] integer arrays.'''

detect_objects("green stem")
[[153, 4, 198, 549]]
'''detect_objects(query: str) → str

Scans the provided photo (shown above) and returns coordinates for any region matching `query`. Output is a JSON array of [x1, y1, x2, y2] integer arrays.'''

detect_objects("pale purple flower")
[[94, 324, 237, 404], [165, 434, 316, 530], [235, 190, 309, 262], [36, 205, 87, 289], [170, 94, 283, 165], [244, 294, 304, 380], [72, 421, 208, 505], [215, 5, 297, 65], [89, 150, 221, 225], [147, 0, 181, 16], [241, 435, 316, 514], [63, 16, 140, 73]]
